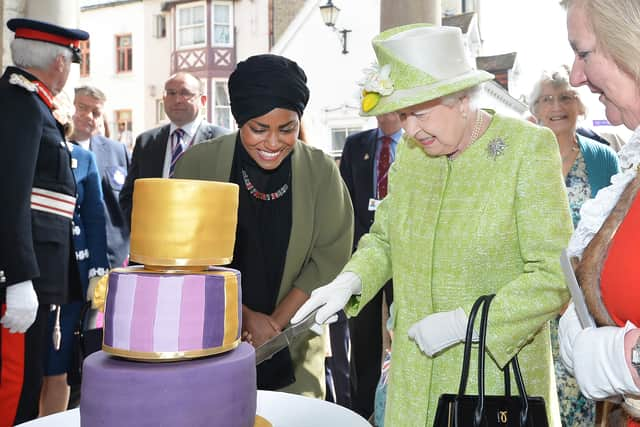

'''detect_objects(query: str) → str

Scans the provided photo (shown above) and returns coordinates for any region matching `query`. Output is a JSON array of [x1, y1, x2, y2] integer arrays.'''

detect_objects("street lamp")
[[319, 0, 351, 54]]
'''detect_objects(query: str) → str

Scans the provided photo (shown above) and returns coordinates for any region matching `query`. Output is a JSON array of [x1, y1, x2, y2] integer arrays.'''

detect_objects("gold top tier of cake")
[[130, 178, 239, 269]]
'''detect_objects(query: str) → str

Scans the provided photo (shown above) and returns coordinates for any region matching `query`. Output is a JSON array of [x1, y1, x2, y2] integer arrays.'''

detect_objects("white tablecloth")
[[17, 390, 371, 427]]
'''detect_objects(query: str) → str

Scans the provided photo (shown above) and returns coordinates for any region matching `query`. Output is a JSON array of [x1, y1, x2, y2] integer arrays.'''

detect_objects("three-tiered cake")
[[80, 179, 266, 427]]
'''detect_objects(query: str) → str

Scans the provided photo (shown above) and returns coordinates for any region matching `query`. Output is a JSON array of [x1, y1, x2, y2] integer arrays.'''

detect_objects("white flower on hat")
[[359, 63, 394, 95], [358, 63, 394, 112]]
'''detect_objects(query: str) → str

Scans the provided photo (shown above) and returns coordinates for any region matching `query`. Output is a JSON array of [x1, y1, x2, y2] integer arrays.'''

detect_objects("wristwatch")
[[632, 336, 640, 376]]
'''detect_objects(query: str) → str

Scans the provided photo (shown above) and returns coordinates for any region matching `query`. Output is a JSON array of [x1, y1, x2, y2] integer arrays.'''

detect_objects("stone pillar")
[[26, 0, 81, 96], [380, 0, 441, 32], [2, 0, 27, 69], [26, 0, 79, 28]]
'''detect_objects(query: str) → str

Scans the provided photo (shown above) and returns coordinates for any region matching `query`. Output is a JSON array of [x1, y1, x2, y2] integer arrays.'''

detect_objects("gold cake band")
[[137, 257, 233, 272], [102, 339, 241, 362], [130, 178, 238, 268], [254, 415, 272, 427]]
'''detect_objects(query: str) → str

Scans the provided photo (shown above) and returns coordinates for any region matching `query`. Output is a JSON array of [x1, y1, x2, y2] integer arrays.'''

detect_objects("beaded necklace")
[[241, 169, 289, 201], [448, 110, 484, 160]]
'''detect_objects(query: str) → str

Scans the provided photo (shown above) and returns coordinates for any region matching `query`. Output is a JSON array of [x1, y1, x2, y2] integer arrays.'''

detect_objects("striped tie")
[[169, 128, 186, 177]]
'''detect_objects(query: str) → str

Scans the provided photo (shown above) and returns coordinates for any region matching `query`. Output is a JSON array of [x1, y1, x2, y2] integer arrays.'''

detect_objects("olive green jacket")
[[174, 132, 354, 397], [344, 113, 573, 426]]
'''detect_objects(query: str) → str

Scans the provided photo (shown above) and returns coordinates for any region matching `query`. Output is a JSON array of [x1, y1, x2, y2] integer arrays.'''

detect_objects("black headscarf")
[[228, 54, 310, 127]]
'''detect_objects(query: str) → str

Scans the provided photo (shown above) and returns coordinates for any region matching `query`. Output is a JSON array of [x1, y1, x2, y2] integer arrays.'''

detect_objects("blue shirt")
[[372, 129, 402, 199]]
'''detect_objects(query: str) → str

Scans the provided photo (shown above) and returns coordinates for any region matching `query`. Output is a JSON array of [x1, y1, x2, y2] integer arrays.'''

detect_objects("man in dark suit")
[[0, 18, 87, 425], [71, 85, 130, 269], [339, 112, 402, 419], [120, 72, 230, 228]]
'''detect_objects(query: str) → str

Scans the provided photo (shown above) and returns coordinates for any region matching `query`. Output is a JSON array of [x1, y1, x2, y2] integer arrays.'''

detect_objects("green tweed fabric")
[[344, 112, 573, 427]]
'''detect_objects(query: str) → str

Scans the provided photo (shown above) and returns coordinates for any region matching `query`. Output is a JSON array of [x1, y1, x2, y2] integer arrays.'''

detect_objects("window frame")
[[212, 79, 233, 130], [79, 40, 90, 77], [176, 1, 207, 50], [330, 126, 362, 156], [115, 34, 133, 73], [211, 1, 233, 47], [153, 14, 167, 38]]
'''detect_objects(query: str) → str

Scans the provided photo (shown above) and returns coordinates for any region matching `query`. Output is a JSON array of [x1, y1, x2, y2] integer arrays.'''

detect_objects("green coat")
[[174, 133, 354, 397], [344, 113, 573, 427]]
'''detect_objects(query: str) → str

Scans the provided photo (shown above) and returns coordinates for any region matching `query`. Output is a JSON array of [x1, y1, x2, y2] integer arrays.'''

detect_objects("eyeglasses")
[[163, 89, 200, 100], [535, 93, 578, 106]]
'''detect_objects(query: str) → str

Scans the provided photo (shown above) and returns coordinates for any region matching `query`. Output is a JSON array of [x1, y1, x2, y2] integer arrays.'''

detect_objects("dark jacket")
[[89, 134, 130, 267], [0, 66, 80, 304], [119, 121, 229, 229], [339, 128, 379, 250]]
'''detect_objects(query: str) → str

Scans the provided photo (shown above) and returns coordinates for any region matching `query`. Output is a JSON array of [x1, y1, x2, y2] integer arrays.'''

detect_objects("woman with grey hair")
[[559, 0, 640, 425], [294, 23, 573, 426], [530, 66, 619, 426], [529, 67, 619, 226]]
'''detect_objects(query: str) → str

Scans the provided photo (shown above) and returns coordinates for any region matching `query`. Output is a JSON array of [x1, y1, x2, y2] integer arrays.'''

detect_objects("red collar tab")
[[32, 81, 56, 110], [15, 28, 80, 49]]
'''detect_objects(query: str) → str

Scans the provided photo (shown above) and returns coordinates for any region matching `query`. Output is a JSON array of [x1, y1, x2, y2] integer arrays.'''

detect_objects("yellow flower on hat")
[[362, 92, 381, 113]]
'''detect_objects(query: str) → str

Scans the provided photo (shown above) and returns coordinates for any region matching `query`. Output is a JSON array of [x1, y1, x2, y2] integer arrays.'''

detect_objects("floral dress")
[[551, 152, 595, 427]]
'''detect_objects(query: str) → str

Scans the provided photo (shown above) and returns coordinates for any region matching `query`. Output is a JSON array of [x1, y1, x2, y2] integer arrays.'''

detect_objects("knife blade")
[[254, 307, 322, 365], [560, 249, 596, 329]]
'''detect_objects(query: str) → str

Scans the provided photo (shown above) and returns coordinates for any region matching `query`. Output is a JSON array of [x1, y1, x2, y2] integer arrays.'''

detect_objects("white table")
[[17, 390, 371, 427]]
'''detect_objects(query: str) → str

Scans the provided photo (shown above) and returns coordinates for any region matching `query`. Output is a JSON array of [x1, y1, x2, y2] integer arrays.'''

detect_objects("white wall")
[[143, 0, 171, 129], [272, 0, 379, 153], [79, 1, 147, 139], [234, 0, 270, 61]]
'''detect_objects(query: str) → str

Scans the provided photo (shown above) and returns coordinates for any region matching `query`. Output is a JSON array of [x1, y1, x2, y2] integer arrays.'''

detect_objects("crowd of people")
[[2, 1, 640, 426]]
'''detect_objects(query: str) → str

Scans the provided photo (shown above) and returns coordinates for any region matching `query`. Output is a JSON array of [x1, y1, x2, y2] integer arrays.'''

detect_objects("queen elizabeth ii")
[[293, 24, 573, 426]]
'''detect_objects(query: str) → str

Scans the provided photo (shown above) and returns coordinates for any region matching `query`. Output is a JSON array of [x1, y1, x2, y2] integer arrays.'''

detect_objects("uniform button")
[[0, 270, 5, 283]]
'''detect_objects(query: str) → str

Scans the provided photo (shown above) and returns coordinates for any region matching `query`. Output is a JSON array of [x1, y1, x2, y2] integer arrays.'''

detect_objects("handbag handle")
[[455, 294, 531, 427]]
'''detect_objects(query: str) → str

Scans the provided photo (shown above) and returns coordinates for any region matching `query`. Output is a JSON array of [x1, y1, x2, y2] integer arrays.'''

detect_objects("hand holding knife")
[[254, 307, 323, 365]]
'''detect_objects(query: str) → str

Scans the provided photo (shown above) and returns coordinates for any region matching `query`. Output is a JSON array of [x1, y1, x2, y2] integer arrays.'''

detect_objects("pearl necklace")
[[449, 110, 484, 160]]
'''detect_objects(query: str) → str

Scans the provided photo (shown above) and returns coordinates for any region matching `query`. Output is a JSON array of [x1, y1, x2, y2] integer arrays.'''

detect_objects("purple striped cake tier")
[[103, 266, 241, 361]]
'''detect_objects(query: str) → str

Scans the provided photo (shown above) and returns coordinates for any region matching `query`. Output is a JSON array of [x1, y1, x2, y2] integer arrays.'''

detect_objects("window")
[[156, 99, 166, 123], [116, 34, 132, 73], [331, 127, 362, 154], [213, 81, 232, 129], [177, 3, 206, 49], [115, 110, 132, 136], [212, 2, 233, 46], [153, 14, 167, 38], [79, 40, 90, 77]]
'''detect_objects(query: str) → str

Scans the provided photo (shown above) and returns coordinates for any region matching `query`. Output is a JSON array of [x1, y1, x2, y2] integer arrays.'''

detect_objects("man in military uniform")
[[0, 18, 88, 425]]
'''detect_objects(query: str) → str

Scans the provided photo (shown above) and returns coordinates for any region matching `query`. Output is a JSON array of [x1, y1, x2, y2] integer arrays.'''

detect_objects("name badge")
[[368, 198, 381, 211], [71, 158, 78, 169]]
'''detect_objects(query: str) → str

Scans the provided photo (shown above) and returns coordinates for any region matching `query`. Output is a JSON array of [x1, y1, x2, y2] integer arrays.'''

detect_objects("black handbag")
[[68, 301, 103, 386], [433, 295, 549, 427]]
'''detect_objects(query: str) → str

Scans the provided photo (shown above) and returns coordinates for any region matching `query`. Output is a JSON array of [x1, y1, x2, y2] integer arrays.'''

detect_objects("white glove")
[[558, 302, 583, 375], [290, 272, 362, 325], [408, 307, 468, 356], [1, 280, 39, 333], [572, 321, 640, 400]]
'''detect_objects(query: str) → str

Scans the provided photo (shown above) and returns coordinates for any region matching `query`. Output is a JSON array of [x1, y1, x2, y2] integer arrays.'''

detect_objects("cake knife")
[[255, 307, 322, 365]]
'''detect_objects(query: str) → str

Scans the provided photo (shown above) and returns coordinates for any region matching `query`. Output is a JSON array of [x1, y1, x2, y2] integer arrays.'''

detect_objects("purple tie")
[[169, 128, 185, 177]]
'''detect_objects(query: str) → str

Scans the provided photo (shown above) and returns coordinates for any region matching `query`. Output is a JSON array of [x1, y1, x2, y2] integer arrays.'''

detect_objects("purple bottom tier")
[[80, 343, 256, 427]]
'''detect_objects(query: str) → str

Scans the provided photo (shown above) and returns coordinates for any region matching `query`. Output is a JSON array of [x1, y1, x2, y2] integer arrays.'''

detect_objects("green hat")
[[359, 24, 494, 116]]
